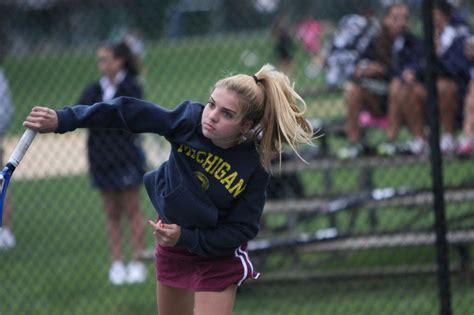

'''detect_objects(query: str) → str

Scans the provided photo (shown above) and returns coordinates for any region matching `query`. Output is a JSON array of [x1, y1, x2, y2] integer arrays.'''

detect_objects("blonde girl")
[[24, 64, 313, 315]]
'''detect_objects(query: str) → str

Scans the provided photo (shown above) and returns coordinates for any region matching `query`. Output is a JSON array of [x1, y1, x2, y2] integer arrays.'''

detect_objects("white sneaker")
[[126, 260, 147, 284], [440, 134, 456, 155], [337, 143, 364, 159], [0, 228, 16, 250], [109, 261, 127, 285], [407, 137, 429, 155]]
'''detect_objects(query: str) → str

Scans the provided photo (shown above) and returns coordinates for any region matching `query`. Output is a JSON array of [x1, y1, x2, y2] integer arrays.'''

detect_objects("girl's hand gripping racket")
[[0, 129, 37, 226]]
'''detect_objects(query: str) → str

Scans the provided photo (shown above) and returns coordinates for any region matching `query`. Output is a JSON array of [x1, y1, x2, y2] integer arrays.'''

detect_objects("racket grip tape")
[[8, 129, 37, 168]]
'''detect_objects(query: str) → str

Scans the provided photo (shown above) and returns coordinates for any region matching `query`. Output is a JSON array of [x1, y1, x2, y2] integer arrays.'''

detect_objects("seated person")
[[338, 2, 422, 158], [324, 8, 379, 88], [400, 0, 470, 156]]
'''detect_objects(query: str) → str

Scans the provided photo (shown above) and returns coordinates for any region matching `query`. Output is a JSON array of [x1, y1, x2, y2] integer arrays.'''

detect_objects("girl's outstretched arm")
[[25, 98, 201, 138]]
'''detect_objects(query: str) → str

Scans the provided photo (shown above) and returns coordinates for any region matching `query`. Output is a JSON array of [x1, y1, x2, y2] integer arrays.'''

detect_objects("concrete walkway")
[[2, 131, 170, 180]]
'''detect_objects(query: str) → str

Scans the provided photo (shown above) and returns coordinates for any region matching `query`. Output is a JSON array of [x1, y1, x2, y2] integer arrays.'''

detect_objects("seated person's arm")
[[354, 60, 387, 79], [466, 36, 474, 61]]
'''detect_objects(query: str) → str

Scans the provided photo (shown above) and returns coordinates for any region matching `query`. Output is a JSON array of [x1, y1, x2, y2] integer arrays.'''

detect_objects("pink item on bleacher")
[[296, 18, 324, 54], [359, 111, 388, 129]]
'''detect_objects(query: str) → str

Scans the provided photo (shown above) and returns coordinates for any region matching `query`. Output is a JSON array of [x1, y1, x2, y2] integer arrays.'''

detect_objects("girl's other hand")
[[23, 106, 59, 133], [147, 219, 181, 247]]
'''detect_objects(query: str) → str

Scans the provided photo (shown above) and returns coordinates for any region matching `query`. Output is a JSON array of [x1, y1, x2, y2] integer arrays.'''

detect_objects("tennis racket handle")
[[8, 129, 37, 167]]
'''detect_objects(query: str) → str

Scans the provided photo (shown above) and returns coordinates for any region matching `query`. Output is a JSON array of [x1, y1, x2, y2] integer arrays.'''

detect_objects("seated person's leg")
[[464, 81, 474, 136], [404, 82, 427, 141], [344, 82, 365, 144], [379, 78, 429, 156], [437, 77, 459, 154], [339, 82, 384, 158], [402, 82, 429, 155], [345, 82, 385, 143], [458, 80, 474, 155], [386, 78, 405, 141]]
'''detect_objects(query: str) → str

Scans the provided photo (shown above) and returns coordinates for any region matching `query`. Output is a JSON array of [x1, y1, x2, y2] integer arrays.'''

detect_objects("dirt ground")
[[2, 131, 170, 180]]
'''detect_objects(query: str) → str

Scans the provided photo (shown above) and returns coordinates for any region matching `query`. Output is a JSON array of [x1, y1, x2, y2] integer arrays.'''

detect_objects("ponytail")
[[255, 64, 314, 168], [214, 64, 314, 170]]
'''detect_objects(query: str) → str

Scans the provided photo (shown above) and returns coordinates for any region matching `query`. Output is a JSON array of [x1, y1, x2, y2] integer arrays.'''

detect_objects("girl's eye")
[[223, 112, 233, 119]]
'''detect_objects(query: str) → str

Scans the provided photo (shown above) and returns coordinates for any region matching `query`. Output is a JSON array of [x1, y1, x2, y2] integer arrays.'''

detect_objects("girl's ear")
[[241, 119, 253, 135]]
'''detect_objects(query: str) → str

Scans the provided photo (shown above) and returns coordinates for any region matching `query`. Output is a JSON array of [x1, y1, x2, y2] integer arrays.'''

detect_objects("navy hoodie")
[[55, 97, 270, 257]]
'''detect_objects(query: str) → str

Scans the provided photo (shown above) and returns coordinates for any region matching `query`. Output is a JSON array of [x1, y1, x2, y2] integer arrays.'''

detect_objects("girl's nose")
[[209, 109, 218, 122]]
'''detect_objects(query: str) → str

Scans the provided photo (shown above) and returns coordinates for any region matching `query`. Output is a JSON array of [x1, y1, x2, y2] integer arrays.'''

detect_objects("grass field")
[[1, 31, 473, 314], [4, 31, 326, 135], [1, 174, 473, 315]]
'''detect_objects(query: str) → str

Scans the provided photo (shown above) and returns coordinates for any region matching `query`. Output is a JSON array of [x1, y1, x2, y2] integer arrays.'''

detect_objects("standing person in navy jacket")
[[78, 41, 147, 285], [24, 64, 314, 315]]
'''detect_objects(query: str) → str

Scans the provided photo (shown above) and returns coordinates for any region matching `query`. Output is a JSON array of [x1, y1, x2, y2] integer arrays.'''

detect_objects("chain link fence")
[[1, 0, 473, 314]]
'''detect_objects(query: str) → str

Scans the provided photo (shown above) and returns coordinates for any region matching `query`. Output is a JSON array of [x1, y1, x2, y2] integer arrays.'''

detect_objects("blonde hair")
[[214, 64, 314, 170]]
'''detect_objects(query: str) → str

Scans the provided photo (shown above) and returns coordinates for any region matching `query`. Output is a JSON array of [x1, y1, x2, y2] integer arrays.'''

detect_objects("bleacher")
[[248, 118, 474, 280], [135, 112, 474, 280]]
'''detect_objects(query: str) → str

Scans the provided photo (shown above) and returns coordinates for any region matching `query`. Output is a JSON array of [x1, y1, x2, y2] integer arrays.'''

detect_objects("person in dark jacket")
[[272, 15, 295, 76], [77, 41, 147, 285], [23, 64, 314, 315]]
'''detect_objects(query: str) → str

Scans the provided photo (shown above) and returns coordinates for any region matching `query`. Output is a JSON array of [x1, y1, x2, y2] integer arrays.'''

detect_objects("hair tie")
[[252, 75, 261, 84]]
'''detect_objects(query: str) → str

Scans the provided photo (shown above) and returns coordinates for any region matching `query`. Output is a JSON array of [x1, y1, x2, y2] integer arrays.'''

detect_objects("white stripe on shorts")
[[237, 247, 255, 277], [234, 247, 248, 286]]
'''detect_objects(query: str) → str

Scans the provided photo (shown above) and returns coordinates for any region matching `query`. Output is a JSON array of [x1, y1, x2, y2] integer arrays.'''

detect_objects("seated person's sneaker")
[[406, 137, 429, 156], [337, 143, 364, 159], [109, 261, 127, 285], [440, 134, 456, 155], [377, 141, 398, 156], [126, 261, 147, 284], [456, 136, 473, 157]]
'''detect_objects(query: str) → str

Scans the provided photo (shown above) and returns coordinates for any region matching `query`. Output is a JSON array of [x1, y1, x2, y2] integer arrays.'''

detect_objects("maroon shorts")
[[155, 243, 260, 291]]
